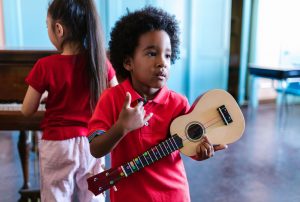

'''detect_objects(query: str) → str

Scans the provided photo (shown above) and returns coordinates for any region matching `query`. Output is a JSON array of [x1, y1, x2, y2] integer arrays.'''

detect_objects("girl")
[[22, 0, 117, 201], [88, 6, 227, 202]]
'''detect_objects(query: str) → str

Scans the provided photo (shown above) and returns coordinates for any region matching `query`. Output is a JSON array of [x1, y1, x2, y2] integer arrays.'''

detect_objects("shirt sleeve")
[[25, 59, 47, 94], [175, 95, 190, 117], [106, 59, 116, 82], [88, 88, 116, 135], [181, 96, 190, 114]]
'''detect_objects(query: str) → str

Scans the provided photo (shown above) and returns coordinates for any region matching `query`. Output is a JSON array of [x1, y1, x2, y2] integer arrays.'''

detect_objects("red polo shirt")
[[26, 53, 115, 140], [89, 79, 191, 202]]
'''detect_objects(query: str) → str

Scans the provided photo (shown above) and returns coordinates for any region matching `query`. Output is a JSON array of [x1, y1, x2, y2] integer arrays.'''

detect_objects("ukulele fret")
[[161, 142, 168, 154], [165, 140, 172, 152], [135, 157, 144, 168], [162, 141, 171, 154], [150, 148, 158, 161], [154, 146, 162, 159], [143, 152, 152, 164], [130, 161, 138, 172], [167, 138, 176, 151], [122, 163, 134, 176], [139, 153, 149, 167], [168, 139, 177, 152], [147, 151, 154, 162], [158, 143, 167, 157], [157, 144, 166, 158], [130, 159, 139, 172], [167, 138, 175, 151], [120, 165, 128, 177], [170, 136, 179, 150]]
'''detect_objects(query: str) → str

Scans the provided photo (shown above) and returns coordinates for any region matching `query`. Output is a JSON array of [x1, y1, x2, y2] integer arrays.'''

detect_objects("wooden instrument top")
[[0, 49, 55, 130]]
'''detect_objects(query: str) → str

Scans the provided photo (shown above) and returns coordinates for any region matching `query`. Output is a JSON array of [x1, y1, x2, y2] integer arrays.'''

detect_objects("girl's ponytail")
[[85, 0, 107, 110]]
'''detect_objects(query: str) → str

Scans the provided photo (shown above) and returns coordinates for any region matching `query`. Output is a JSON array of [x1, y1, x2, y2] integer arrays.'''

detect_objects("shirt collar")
[[122, 78, 169, 105]]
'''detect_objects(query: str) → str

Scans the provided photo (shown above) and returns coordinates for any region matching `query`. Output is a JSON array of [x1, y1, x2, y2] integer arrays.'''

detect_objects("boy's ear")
[[123, 57, 133, 71], [55, 22, 64, 38]]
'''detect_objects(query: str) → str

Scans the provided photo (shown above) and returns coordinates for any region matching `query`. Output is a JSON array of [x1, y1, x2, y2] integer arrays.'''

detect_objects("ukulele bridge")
[[217, 105, 233, 125]]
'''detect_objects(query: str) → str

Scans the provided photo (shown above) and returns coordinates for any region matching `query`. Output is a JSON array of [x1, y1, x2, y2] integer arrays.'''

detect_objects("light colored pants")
[[39, 136, 105, 202]]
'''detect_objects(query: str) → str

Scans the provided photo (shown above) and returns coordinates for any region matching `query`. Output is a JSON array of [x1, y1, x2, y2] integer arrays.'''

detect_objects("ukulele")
[[87, 89, 245, 196]]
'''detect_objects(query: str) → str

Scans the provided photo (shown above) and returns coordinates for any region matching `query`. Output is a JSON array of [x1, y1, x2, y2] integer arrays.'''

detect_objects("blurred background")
[[0, 0, 300, 201], [1, 0, 300, 104]]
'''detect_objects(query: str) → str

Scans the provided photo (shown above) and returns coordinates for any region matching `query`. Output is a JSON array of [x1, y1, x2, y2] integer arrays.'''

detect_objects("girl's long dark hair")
[[48, 0, 107, 110]]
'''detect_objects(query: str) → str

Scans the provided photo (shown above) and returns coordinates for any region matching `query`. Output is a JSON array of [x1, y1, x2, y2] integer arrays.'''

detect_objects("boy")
[[88, 6, 227, 202]]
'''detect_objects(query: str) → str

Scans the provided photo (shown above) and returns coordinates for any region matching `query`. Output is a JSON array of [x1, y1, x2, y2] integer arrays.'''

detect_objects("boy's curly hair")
[[109, 6, 180, 79]]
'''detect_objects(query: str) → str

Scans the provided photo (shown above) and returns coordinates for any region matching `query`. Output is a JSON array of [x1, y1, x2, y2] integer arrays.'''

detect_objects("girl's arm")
[[21, 86, 42, 117], [90, 92, 153, 158]]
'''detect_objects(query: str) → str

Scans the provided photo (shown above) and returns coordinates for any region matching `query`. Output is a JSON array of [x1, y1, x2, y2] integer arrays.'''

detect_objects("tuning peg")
[[101, 164, 118, 192]]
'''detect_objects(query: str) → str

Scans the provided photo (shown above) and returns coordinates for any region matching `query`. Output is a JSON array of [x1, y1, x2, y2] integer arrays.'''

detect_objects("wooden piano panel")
[[0, 111, 44, 130], [0, 65, 32, 102], [0, 104, 45, 130], [0, 49, 56, 103], [0, 49, 55, 197]]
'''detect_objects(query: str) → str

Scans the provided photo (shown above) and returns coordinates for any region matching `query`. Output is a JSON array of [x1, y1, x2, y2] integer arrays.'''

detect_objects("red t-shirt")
[[26, 53, 115, 140], [89, 79, 191, 202]]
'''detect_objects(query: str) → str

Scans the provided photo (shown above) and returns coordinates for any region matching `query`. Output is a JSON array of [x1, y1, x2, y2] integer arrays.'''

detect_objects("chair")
[[276, 81, 300, 118], [277, 81, 300, 101], [282, 82, 300, 96]]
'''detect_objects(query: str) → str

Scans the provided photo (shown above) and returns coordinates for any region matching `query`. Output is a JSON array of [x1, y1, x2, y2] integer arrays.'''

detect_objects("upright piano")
[[0, 49, 55, 197]]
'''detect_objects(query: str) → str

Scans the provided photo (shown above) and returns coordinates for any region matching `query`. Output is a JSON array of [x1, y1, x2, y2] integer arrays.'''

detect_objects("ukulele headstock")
[[87, 167, 124, 196]]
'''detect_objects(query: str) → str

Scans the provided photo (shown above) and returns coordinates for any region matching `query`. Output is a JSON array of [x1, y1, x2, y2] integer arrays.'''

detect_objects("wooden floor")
[[1, 103, 300, 202]]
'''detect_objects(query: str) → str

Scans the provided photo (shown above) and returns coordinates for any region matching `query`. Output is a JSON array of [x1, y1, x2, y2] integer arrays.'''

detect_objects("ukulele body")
[[170, 89, 245, 156]]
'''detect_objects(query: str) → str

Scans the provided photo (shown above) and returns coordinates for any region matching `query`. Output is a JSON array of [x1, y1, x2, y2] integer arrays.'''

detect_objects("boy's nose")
[[156, 56, 168, 68]]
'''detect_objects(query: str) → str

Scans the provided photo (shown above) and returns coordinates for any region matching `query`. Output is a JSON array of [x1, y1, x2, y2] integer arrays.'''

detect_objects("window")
[[250, 0, 300, 101]]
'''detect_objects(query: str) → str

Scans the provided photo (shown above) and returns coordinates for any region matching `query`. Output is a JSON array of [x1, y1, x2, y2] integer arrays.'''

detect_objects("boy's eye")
[[146, 51, 156, 57], [165, 54, 171, 59]]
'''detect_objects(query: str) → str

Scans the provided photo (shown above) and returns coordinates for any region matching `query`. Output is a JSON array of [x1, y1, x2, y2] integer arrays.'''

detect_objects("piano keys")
[[0, 104, 45, 130]]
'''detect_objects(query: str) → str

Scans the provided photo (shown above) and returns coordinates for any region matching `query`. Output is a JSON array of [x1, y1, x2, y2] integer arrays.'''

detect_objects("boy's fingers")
[[201, 136, 228, 151], [197, 144, 208, 159], [144, 112, 153, 122], [135, 100, 144, 109], [123, 92, 131, 109], [202, 136, 212, 145], [213, 144, 228, 151]]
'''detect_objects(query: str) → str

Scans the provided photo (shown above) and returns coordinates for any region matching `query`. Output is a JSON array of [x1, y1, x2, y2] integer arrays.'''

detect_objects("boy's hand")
[[193, 136, 228, 161], [117, 92, 153, 134]]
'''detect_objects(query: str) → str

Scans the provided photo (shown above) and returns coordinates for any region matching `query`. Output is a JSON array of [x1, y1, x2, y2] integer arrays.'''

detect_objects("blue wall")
[[2, 0, 232, 103], [3, 0, 52, 48]]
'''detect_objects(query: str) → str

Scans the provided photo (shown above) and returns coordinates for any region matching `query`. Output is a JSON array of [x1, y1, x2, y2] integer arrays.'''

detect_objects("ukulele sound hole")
[[186, 122, 205, 141]]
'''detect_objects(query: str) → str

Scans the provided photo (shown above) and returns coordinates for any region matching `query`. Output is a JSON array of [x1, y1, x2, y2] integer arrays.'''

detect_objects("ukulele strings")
[[180, 115, 223, 143]]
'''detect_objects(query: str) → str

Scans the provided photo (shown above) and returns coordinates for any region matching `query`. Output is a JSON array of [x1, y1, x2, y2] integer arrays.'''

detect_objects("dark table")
[[248, 64, 300, 108]]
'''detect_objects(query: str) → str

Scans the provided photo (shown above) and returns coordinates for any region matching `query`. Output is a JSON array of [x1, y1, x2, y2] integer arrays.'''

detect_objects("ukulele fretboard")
[[121, 134, 183, 177]]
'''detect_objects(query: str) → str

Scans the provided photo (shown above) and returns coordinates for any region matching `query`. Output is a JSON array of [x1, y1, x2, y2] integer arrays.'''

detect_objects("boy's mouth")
[[155, 71, 167, 80], [156, 71, 166, 77]]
